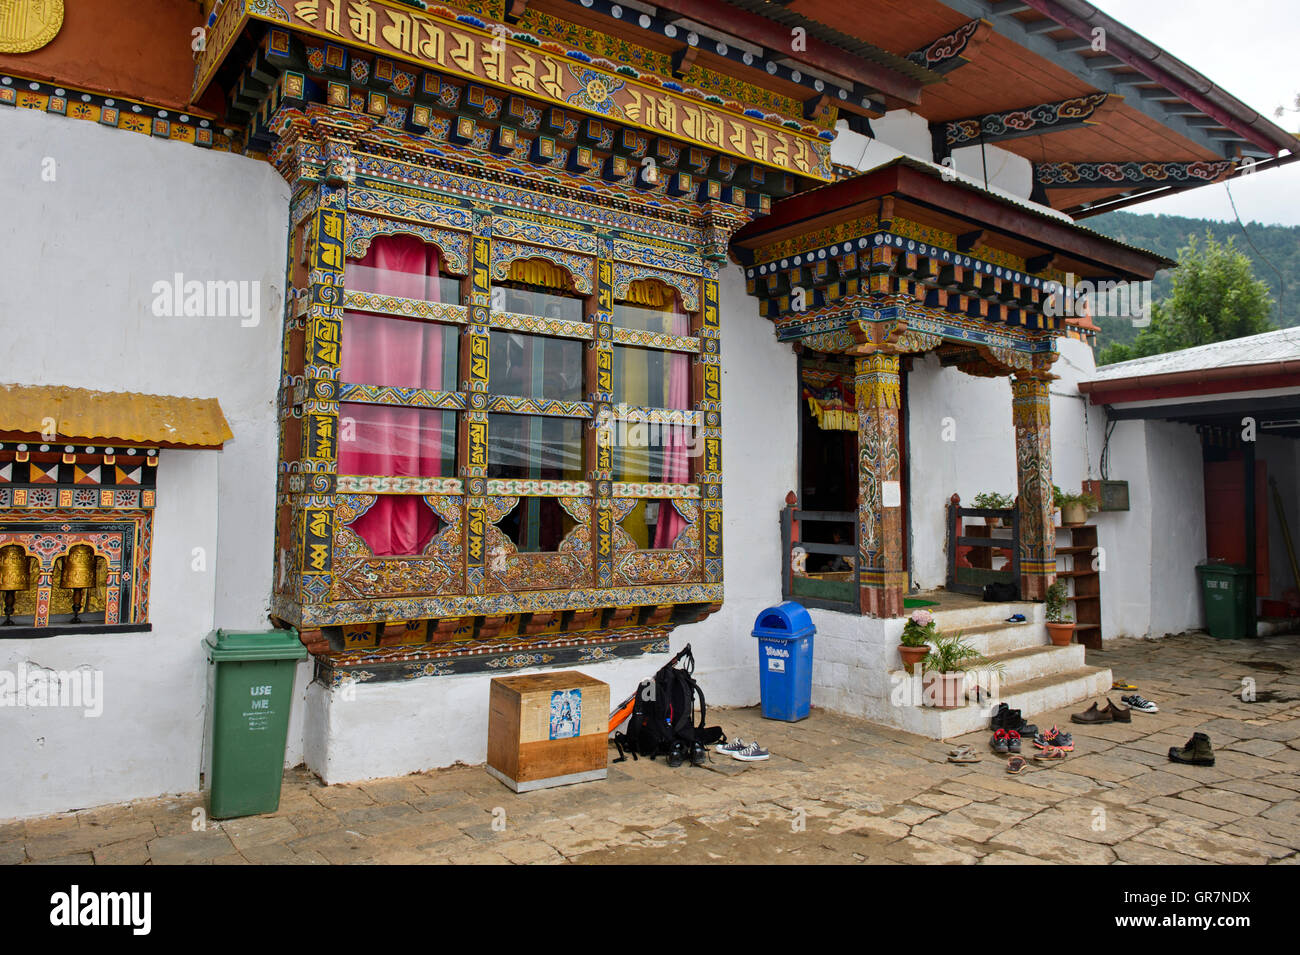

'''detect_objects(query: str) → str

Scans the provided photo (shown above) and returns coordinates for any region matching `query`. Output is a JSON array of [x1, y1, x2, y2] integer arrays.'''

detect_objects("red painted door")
[[1204, 459, 1269, 597]]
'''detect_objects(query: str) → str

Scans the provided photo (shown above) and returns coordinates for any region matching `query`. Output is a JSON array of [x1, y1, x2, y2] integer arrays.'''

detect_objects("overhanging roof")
[[733, 155, 1173, 280], [0, 384, 234, 450]]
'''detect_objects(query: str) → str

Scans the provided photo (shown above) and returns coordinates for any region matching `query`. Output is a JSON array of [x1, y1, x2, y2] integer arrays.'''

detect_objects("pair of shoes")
[[1169, 733, 1215, 766], [1071, 699, 1131, 724], [717, 739, 770, 761], [1122, 694, 1159, 713], [669, 741, 710, 767], [1005, 613, 1027, 623], [1032, 746, 1068, 762], [1033, 726, 1074, 751], [991, 728, 1021, 754]]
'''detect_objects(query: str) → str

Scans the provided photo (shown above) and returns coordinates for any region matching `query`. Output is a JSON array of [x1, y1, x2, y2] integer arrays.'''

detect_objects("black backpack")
[[613, 645, 724, 762]]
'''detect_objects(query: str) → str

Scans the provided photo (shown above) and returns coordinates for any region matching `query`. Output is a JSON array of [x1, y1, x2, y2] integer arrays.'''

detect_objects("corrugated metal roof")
[[0, 384, 233, 448], [1087, 327, 1300, 382]]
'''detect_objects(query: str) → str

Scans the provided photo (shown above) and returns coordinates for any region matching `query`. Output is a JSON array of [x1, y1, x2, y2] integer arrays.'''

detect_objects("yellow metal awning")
[[0, 384, 233, 449]]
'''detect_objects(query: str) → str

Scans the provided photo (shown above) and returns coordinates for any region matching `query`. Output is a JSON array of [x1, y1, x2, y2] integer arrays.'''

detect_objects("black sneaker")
[[690, 741, 707, 767], [667, 741, 687, 767]]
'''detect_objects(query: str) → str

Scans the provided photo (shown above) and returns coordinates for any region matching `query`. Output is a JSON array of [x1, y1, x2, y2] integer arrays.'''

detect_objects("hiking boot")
[[1034, 726, 1073, 751], [1122, 694, 1159, 713], [731, 741, 770, 761], [1169, 733, 1215, 767], [990, 703, 1024, 730], [1071, 701, 1113, 725], [1102, 698, 1131, 723], [667, 741, 687, 767], [690, 740, 707, 767]]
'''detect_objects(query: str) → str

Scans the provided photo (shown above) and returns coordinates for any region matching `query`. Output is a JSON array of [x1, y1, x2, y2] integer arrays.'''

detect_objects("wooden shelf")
[[1056, 524, 1101, 650]]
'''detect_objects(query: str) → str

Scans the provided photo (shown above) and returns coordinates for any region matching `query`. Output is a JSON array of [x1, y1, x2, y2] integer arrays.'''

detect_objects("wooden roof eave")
[[732, 160, 1172, 280]]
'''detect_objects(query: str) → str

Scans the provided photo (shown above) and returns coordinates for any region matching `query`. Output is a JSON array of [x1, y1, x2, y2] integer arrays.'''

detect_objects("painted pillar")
[[855, 352, 905, 617], [697, 276, 723, 582], [589, 244, 616, 589], [1012, 374, 1055, 600], [462, 215, 493, 596]]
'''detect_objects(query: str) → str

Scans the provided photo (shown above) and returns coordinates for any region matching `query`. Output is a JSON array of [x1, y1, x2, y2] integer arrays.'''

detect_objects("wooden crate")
[[486, 670, 609, 793]]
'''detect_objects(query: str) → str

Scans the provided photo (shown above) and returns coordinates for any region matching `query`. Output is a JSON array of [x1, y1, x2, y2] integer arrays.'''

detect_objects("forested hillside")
[[1086, 210, 1297, 347]]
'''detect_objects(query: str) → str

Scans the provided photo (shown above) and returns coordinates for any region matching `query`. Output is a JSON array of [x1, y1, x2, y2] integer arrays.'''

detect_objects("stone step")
[[983, 643, 1086, 685], [928, 600, 1042, 632], [952, 621, 1048, 657], [894, 663, 1113, 740]]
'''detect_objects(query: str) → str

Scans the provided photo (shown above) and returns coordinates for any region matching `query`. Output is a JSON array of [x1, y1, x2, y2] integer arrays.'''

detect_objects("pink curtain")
[[653, 299, 691, 548], [339, 234, 446, 556]]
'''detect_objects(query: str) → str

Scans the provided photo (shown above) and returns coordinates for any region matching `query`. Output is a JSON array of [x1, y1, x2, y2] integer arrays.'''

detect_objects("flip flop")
[[1006, 756, 1027, 775], [1111, 680, 1137, 691], [1032, 747, 1068, 762], [947, 745, 981, 763]]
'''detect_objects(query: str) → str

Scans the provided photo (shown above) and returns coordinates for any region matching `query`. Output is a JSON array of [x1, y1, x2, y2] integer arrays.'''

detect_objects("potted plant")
[[973, 491, 1014, 527], [1055, 487, 1098, 527], [898, 609, 936, 674], [921, 633, 1004, 709], [1044, 579, 1074, 645]]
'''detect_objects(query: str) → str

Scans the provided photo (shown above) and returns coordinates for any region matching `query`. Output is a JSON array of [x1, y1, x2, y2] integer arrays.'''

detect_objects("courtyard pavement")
[[4, 630, 1299, 865]]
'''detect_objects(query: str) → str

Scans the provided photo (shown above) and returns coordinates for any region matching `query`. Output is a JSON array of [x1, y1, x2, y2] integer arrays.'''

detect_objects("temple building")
[[1, 0, 1296, 817]]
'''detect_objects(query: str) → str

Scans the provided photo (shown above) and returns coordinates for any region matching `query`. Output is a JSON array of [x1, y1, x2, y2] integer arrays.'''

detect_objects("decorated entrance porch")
[[732, 157, 1170, 618]]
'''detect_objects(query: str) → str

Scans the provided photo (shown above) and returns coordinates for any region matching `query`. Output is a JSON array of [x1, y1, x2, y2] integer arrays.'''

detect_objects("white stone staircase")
[[895, 600, 1112, 740]]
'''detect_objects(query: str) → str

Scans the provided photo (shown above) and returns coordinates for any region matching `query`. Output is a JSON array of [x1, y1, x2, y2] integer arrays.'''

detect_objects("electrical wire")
[[1225, 179, 1284, 325], [1100, 416, 1116, 481]]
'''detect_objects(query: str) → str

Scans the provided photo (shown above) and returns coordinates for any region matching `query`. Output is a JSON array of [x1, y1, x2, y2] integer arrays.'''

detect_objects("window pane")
[[488, 415, 584, 480], [498, 497, 576, 552], [337, 403, 457, 477], [611, 423, 696, 483], [491, 285, 584, 322], [347, 234, 457, 302], [613, 345, 692, 410], [342, 314, 459, 392], [347, 495, 441, 557], [620, 499, 689, 549], [612, 303, 690, 336], [490, 331, 583, 401]]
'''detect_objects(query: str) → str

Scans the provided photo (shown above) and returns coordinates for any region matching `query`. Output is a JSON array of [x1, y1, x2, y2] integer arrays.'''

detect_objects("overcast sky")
[[1094, 0, 1300, 226]]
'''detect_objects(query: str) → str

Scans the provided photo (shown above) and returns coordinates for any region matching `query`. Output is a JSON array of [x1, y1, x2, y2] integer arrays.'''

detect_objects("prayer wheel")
[[0, 544, 32, 626], [60, 544, 96, 623]]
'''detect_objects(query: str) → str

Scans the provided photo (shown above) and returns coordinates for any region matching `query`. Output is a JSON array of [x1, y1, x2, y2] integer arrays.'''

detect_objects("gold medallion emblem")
[[0, 0, 64, 54]]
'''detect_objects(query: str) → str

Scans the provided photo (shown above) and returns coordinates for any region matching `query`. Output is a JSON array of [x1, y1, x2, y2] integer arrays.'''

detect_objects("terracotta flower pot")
[[1061, 502, 1088, 526], [922, 671, 965, 709], [898, 643, 928, 674], [1046, 621, 1075, 646]]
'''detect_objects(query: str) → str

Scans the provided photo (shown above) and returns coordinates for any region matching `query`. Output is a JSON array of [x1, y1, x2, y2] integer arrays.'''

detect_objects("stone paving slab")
[[3, 630, 1298, 865]]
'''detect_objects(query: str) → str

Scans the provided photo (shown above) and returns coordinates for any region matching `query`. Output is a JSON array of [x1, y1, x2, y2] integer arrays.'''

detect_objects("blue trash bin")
[[752, 601, 815, 721]]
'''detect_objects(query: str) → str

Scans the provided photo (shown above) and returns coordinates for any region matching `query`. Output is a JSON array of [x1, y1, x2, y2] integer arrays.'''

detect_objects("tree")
[[1097, 232, 1274, 365]]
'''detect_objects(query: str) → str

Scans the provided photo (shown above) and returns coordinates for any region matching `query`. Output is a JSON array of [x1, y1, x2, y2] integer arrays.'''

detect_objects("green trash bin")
[[204, 629, 307, 819], [1195, 563, 1255, 640]]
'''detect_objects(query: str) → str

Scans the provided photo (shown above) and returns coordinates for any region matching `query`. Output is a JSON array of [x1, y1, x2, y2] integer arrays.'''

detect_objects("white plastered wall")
[[0, 106, 289, 818]]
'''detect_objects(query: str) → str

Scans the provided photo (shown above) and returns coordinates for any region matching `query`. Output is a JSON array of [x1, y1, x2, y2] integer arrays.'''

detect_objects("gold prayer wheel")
[[60, 544, 96, 590], [0, 544, 31, 592], [0, 544, 32, 626], [59, 544, 97, 624]]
